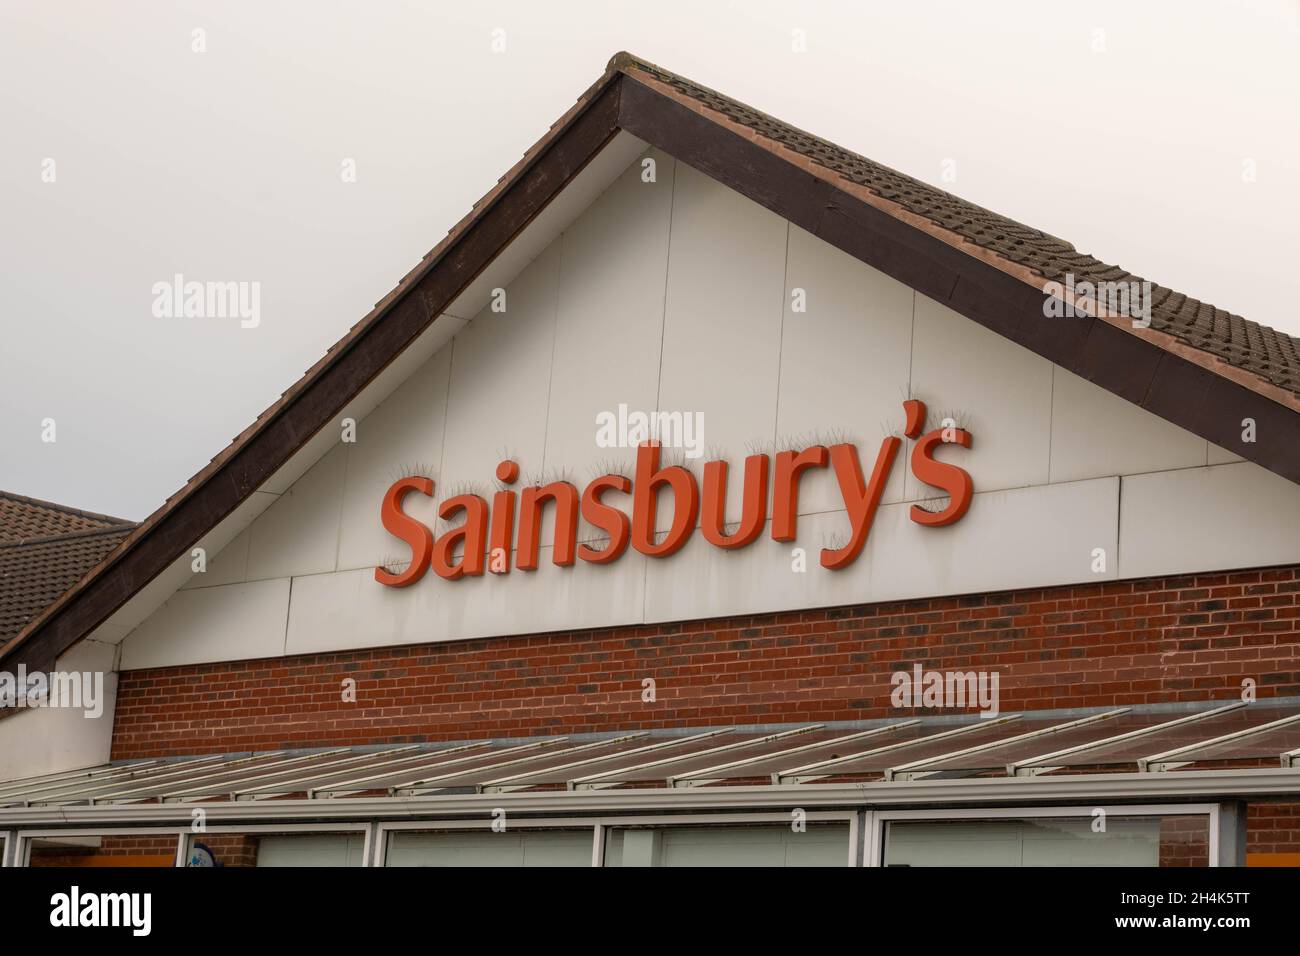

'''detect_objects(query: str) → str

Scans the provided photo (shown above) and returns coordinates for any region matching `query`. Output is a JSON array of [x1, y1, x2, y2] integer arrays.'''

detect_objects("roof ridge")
[[0, 524, 137, 551], [609, 52, 1084, 254], [0, 489, 132, 527]]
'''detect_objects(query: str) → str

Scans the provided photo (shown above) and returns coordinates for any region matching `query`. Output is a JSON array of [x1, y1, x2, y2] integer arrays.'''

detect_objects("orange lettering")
[[910, 428, 973, 526], [701, 455, 769, 549], [772, 446, 828, 541], [517, 481, 580, 569], [432, 494, 488, 579], [489, 460, 519, 575], [822, 440, 900, 569], [631, 443, 698, 557], [579, 475, 631, 564], [375, 476, 434, 587]]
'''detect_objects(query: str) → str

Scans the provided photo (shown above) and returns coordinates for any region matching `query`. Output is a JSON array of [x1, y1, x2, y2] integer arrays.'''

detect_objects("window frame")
[[179, 822, 373, 867], [869, 803, 1221, 868], [14, 826, 187, 867], [377, 810, 860, 867]]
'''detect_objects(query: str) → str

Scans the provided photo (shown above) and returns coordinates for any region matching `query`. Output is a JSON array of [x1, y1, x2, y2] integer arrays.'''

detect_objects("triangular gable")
[[6, 51, 1299, 674]]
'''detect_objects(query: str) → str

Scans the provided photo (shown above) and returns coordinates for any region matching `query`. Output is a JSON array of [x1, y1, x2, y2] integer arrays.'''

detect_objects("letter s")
[[579, 474, 631, 564], [375, 476, 434, 586], [909, 428, 973, 526]]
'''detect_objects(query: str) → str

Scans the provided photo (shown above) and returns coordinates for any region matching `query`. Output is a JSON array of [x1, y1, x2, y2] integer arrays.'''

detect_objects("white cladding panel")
[[191, 527, 251, 588], [1119, 461, 1300, 578], [776, 225, 913, 512], [1049, 367, 1207, 483], [121, 578, 290, 669], [284, 546, 647, 655], [117, 148, 1300, 669], [0, 640, 117, 779], [439, 242, 560, 501], [908, 292, 1052, 498], [866, 476, 1120, 601], [544, 148, 674, 506], [642, 476, 1118, 623], [335, 344, 453, 573], [1209, 442, 1246, 465], [643, 511, 873, 623], [245, 443, 347, 581], [655, 163, 788, 525]]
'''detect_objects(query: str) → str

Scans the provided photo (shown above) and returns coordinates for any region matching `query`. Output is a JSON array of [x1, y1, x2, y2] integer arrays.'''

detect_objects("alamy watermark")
[[595, 403, 704, 459], [50, 886, 151, 936], [1042, 273, 1151, 328], [890, 665, 1000, 717], [152, 273, 261, 328], [0, 665, 105, 718]]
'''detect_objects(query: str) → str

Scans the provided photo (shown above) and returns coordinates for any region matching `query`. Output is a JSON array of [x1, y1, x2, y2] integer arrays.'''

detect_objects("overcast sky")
[[2, 0, 1297, 520]]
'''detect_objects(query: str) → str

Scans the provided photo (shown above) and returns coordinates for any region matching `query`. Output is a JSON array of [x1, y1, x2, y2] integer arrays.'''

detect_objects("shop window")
[[185, 831, 365, 867], [603, 822, 851, 867], [882, 814, 1211, 867], [385, 828, 592, 867], [26, 834, 178, 867]]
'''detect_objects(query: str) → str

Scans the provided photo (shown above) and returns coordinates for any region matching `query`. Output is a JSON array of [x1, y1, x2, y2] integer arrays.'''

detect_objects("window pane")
[[604, 823, 850, 867], [385, 829, 592, 867], [186, 831, 365, 867], [883, 815, 1210, 867]]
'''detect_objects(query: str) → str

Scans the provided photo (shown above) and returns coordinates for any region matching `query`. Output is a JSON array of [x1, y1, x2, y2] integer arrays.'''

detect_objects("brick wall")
[[1246, 804, 1300, 856], [194, 833, 260, 867], [112, 564, 1300, 757]]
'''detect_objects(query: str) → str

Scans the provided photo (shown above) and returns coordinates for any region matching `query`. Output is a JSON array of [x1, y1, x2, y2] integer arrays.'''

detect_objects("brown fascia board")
[[5, 55, 1298, 675]]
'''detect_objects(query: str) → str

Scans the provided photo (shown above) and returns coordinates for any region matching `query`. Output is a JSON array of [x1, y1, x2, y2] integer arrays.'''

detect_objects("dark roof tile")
[[0, 526, 135, 643], [0, 491, 131, 545]]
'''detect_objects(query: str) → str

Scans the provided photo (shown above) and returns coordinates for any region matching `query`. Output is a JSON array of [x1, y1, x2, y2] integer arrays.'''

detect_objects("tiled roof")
[[0, 493, 134, 644], [0, 491, 131, 545], [0, 526, 135, 644], [613, 53, 1300, 399]]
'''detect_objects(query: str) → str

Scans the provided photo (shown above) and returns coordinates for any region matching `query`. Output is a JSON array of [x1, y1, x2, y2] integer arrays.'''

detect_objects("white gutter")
[[4, 767, 1300, 828]]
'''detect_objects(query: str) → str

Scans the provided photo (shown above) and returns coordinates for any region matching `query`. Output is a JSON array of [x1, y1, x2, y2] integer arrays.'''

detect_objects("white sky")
[[2, 0, 1297, 520]]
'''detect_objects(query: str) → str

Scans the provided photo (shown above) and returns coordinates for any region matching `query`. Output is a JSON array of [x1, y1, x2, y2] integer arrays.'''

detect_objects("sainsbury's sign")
[[375, 399, 972, 587]]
